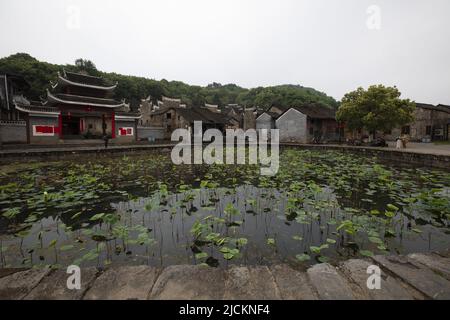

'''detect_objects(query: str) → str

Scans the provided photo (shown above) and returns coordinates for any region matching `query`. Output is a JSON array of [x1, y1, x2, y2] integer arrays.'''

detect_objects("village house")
[[138, 98, 257, 141], [6, 70, 140, 144], [0, 73, 31, 144], [256, 103, 339, 143], [382, 103, 450, 142], [221, 104, 257, 130], [144, 98, 235, 140]]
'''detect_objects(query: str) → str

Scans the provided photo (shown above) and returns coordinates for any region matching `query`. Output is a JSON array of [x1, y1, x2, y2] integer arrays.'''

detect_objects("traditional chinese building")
[[13, 70, 140, 144], [256, 104, 339, 143]]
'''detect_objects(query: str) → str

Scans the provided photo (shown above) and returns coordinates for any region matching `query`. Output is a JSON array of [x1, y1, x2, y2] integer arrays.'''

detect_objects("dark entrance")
[[62, 115, 81, 137]]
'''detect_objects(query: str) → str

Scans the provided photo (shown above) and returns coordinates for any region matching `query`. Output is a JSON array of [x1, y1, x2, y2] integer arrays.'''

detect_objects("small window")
[[401, 126, 410, 135], [426, 125, 432, 135], [166, 113, 171, 119]]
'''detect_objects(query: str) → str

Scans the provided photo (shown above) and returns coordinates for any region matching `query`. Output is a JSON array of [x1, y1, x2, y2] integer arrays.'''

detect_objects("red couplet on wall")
[[57, 113, 63, 138]]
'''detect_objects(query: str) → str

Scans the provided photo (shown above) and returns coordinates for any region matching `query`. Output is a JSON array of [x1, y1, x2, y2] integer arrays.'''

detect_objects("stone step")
[[83, 266, 160, 300], [339, 259, 423, 300], [269, 264, 317, 300], [1, 253, 449, 300], [24, 268, 98, 300], [407, 253, 450, 280], [0, 267, 51, 300], [306, 263, 358, 300], [223, 266, 281, 300], [149, 265, 225, 300], [371, 255, 450, 300]]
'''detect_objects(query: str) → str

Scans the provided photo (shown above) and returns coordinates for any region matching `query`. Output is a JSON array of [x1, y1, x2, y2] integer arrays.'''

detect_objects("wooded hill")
[[0, 53, 338, 110]]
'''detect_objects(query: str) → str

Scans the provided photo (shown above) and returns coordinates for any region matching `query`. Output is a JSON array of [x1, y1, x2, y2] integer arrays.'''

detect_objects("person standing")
[[103, 134, 109, 149]]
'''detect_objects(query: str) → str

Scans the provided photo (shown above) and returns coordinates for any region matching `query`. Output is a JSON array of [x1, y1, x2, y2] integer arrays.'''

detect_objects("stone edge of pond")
[[0, 251, 449, 300], [1, 143, 449, 170]]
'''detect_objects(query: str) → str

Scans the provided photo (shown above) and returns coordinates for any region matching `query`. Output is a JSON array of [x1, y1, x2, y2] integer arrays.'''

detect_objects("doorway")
[[62, 115, 81, 137]]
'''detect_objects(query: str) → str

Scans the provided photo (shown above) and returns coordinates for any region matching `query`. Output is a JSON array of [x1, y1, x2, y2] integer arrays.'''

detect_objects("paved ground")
[[1, 141, 449, 156], [386, 141, 450, 156], [1, 252, 449, 300]]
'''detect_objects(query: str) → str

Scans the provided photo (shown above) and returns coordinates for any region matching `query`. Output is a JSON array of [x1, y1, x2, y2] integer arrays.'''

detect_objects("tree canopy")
[[0, 53, 338, 110], [336, 85, 415, 136]]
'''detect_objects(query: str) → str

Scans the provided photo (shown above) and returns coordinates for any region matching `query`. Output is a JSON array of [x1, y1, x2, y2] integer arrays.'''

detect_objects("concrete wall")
[[29, 116, 59, 144], [276, 109, 308, 143], [137, 126, 165, 141], [0, 120, 27, 143]]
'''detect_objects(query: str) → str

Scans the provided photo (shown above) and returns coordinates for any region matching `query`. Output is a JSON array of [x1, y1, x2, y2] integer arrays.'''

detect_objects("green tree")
[[74, 58, 98, 74], [336, 85, 415, 138]]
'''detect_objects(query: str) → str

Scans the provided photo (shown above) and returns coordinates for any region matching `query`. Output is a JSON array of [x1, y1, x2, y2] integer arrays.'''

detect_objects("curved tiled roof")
[[47, 91, 125, 108], [14, 103, 60, 115], [52, 70, 117, 91]]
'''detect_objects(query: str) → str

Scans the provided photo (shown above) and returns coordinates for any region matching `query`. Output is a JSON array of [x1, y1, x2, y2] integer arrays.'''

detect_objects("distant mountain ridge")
[[0, 53, 338, 110]]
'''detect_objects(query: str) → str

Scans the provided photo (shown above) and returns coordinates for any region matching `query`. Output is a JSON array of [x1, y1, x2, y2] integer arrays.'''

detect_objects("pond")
[[0, 148, 449, 269]]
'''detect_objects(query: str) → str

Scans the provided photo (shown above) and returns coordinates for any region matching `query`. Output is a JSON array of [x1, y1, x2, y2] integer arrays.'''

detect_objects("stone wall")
[[137, 126, 165, 141], [281, 144, 450, 170], [0, 120, 27, 144]]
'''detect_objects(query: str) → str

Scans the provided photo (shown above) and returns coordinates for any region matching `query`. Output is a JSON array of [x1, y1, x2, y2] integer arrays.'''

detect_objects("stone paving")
[[0, 252, 449, 300], [0, 141, 449, 156]]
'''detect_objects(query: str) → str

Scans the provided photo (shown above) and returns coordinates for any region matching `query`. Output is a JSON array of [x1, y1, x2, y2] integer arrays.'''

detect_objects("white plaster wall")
[[275, 109, 308, 143]]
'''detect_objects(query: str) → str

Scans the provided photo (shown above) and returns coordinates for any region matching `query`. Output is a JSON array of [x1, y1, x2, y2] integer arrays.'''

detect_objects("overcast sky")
[[1, 0, 449, 104]]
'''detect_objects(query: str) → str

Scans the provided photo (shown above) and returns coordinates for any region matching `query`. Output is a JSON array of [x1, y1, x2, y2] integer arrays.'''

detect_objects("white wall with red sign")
[[118, 127, 134, 136], [33, 125, 55, 136]]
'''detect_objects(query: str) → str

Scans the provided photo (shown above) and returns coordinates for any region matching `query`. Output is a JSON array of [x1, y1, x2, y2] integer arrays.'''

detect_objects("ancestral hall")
[[13, 70, 140, 144]]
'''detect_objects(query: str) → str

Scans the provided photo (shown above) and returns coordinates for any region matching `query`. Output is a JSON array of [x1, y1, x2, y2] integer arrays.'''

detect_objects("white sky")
[[1, 0, 449, 104]]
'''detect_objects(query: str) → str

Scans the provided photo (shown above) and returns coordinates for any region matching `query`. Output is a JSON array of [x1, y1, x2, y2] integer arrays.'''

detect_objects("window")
[[166, 113, 171, 119], [426, 125, 432, 135], [401, 126, 410, 135], [309, 127, 314, 135]]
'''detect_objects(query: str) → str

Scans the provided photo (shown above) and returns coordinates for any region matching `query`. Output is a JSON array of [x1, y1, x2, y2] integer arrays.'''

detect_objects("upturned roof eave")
[[46, 90, 125, 108], [56, 73, 117, 91]]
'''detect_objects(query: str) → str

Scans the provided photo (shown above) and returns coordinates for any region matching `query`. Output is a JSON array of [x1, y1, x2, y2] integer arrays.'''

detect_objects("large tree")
[[336, 85, 415, 138]]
